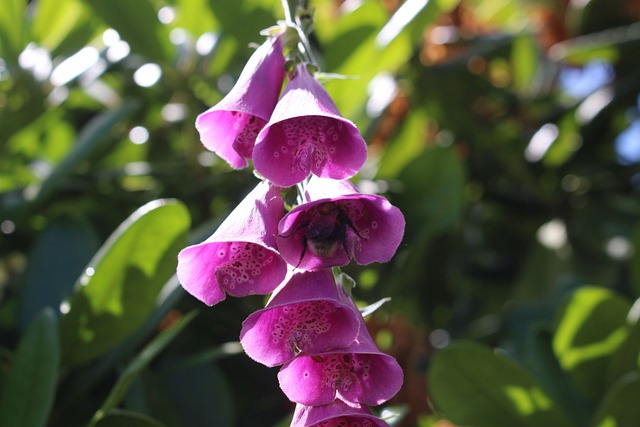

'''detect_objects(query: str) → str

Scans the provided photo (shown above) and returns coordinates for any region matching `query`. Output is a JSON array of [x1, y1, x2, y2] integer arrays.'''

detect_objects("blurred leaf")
[[18, 217, 99, 329], [511, 34, 540, 95], [376, 108, 430, 180], [631, 224, 640, 297], [0, 309, 59, 427], [59, 199, 190, 367], [592, 372, 640, 427], [397, 145, 465, 239], [91, 310, 197, 426], [94, 410, 164, 427], [0, 0, 26, 61], [158, 360, 234, 427], [549, 22, 640, 66], [552, 286, 631, 399], [81, 0, 171, 63], [430, 341, 573, 427], [31, 0, 85, 51], [606, 307, 640, 387], [522, 325, 589, 427], [24, 101, 139, 211], [175, 0, 218, 37], [322, 1, 412, 122]]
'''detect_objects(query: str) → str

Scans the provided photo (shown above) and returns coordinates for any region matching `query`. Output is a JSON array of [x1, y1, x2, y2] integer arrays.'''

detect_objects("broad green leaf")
[[593, 372, 640, 427], [18, 218, 99, 329], [553, 286, 631, 399], [0, 0, 26, 61], [59, 199, 190, 367], [31, 0, 85, 51], [0, 309, 59, 427], [81, 0, 171, 63], [523, 326, 590, 427], [91, 311, 197, 426], [94, 410, 165, 427], [429, 341, 573, 427]]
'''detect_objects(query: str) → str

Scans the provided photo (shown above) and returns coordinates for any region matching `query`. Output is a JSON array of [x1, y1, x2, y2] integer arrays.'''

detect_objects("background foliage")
[[1, 0, 639, 426]]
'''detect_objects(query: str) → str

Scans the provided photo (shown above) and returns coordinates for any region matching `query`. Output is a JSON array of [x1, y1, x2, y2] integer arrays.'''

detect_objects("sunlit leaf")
[[430, 341, 574, 427], [31, 0, 85, 51], [553, 286, 631, 399], [0, 0, 26, 60], [0, 309, 59, 427], [59, 199, 190, 367]]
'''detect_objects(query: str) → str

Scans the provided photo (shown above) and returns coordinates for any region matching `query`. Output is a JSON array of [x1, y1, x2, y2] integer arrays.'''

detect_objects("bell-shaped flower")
[[291, 400, 391, 427], [240, 269, 360, 367], [278, 309, 403, 406], [277, 176, 405, 270], [252, 64, 367, 187], [177, 180, 287, 306], [195, 35, 285, 169]]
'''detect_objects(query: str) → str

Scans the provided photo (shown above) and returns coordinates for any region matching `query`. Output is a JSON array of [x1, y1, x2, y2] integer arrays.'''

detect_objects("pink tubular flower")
[[291, 400, 391, 427], [278, 311, 403, 407], [252, 64, 367, 187], [239, 270, 360, 367], [195, 35, 285, 169], [277, 176, 405, 271], [176, 180, 287, 306]]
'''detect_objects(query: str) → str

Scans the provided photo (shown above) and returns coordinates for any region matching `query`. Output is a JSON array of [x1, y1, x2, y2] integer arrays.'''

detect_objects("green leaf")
[[94, 410, 165, 427], [31, 0, 85, 51], [511, 34, 540, 96], [25, 101, 139, 210], [376, 108, 431, 180], [429, 341, 573, 427], [553, 286, 631, 399], [91, 311, 197, 426], [0, 309, 59, 427], [81, 0, 171, 63], [593, 372, 640, 427], [158, 360, 234, 427], [630, 224, 640, 297], [606, 304, 640, 387], [0, 0, 26, 61], [59, 199, 190, 367], [18, 218, 99, 329]]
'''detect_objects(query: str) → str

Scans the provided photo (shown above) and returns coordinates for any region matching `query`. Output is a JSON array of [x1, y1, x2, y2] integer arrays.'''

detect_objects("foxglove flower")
[[253, 64, 367, 187], [277, 176, 405, 270], [278, 311, 403, 406], [240, 270, 360, 367], [177, 181, 287, 306], [195, 35, 285, 169], [291, 400, 391, 427]]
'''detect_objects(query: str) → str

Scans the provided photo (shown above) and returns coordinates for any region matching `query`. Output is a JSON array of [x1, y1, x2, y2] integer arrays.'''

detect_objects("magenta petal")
[[291, 401, 390, 427], [195, 36, 285, 169], [277, 176, 405, 270], [239, 270, 360, 367], [278, 313, 403, 406], [176, 181, 287, 305], [253, 64, 367, 186]]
